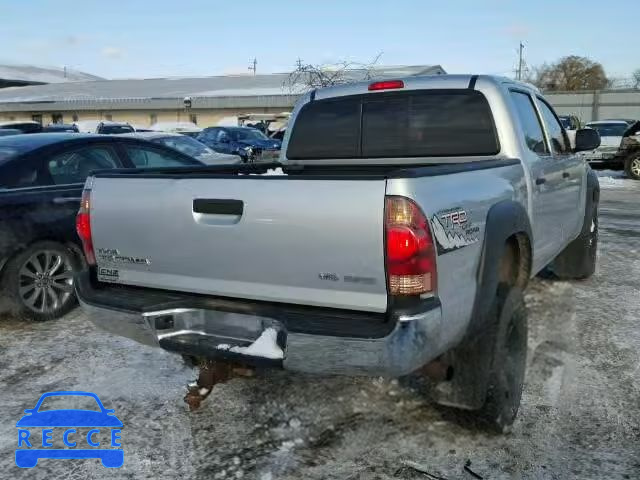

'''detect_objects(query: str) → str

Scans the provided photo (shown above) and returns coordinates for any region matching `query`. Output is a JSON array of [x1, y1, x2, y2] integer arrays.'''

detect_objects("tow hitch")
[[184, 359, 255, 411]]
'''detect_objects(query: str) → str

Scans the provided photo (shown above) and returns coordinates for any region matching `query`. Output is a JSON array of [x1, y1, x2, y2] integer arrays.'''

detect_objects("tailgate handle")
[[193, 199, 244, 216]]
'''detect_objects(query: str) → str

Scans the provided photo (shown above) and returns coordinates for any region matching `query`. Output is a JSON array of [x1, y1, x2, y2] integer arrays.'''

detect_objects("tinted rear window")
[[286, 97, 360, 159], [287, 90, 499, 160]]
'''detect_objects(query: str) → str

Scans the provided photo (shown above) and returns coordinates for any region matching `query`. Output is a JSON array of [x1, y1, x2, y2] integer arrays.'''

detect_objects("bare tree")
[[633, 69, 640, 89], [527, 56, 609, 91], [285, 53, 383, 93]]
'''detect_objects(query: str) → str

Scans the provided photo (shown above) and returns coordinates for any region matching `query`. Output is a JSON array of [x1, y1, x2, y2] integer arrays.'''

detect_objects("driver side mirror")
[[574, 128, 600, 152]]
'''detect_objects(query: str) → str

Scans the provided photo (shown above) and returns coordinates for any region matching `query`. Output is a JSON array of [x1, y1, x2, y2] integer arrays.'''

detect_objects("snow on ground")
[[596, 169, 628, 188]]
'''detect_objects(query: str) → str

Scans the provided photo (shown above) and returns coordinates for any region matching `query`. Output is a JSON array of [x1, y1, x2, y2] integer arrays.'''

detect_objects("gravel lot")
[[1, 171, 638, 480]]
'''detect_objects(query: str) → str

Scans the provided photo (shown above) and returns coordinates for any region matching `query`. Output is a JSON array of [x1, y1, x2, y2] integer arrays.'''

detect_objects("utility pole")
[[517, 42, 524, 81], [295, 57, 303, 70], [248, 58, 257, 76]]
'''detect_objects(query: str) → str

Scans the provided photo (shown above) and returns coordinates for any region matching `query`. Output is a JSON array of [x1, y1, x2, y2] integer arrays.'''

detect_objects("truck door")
[[509, 90, 565, 271], [535, 97, 585, 243]]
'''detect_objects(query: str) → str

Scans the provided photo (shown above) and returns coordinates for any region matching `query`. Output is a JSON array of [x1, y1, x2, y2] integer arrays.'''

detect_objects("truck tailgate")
[[89, 175, 388, 312]]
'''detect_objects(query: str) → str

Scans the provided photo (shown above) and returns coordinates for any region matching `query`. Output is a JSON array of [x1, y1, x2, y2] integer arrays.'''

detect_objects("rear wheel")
[[624, 154, 640, 180], [430, 284, 528, 433], [2, 241, 77, 321], [475, 285, 527, 431]]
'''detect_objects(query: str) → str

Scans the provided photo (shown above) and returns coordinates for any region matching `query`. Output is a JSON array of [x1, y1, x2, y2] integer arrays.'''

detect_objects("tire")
[[475, 285, 528, 432], [549, 205, 598, 280], [624, 154, 640, 180], [432, 284, 527, 433], [2, 241, 77, 321]]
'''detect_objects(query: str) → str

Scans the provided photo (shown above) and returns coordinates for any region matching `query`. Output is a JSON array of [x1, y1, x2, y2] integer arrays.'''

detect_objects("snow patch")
[[221, 328, 283, 359], [598, 176, 626, 188]]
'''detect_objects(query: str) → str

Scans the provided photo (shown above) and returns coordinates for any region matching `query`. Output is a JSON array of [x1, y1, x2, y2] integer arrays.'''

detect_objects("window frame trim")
[[535, 95, 571, 157], [508, 88, 551, 157]]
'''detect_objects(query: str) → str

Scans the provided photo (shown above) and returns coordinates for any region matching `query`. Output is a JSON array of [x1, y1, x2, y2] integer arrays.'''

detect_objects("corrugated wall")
[[546, 89, 640, 123]]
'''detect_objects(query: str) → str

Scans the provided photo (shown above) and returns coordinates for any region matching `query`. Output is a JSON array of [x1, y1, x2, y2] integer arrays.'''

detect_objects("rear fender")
[[468, 200, 532, 336], [436, 200, 532, 410]]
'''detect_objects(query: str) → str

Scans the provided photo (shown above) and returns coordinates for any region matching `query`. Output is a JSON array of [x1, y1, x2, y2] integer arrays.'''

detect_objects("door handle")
[[193, 199, 243, 215], [535, 177, 546, 185], [562, 172, 570, 179], [52, 197, 82, 204]]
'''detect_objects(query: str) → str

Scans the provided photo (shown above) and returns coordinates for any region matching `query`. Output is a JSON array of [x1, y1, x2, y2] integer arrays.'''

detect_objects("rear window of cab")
[[286, 90, 499, 160]]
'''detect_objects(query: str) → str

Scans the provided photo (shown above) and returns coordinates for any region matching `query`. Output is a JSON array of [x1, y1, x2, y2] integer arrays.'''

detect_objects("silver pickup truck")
[[75, 75, 601, 431]]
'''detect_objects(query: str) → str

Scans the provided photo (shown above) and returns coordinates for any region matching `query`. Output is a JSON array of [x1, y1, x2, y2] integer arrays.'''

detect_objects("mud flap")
[[431, 330, 494, 410], [432, 284, 527, 421]]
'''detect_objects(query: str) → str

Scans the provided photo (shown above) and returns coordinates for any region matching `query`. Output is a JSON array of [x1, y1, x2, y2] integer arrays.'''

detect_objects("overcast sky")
[[1, 0, 636, 80]]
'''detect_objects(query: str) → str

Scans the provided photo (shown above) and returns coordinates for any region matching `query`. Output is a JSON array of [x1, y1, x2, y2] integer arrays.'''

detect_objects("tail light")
[[76, 187, 95, 265], [385, 196, 437, 296], [368, 80, 404, 91]]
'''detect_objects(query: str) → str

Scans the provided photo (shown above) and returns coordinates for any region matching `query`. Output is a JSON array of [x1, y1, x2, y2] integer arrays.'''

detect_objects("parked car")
[[149, 121, 202, 137], [42, 123, 80, 133], [558, 115, 581, 148], [618, 121, 640, 179], [558, 115, 581, 130], [606, 118, 637, 126], [0, 121, 42, 134], [96, 121, 135, 135], [73, 121, 100, 133], [581, 120, 632, 168], [197, 126, 281, 162], [121, 132, 241, 164], [73, 121, 135, 135], [269, 127, 287, 141], [76, 75, 600, 431], [0, 133, 203, 321]]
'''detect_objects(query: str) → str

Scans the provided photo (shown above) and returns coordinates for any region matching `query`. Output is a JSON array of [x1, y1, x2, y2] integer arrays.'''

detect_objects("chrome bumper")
[[79, 299, 444, 377]]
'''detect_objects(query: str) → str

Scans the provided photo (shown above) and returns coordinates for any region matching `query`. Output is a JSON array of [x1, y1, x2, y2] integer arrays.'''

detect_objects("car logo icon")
[[15, 391, 123, 468]]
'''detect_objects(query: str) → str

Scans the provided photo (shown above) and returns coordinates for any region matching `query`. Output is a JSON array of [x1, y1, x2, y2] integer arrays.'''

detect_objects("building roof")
[[0, 65, 445, 112], [0, 64, 103, 85]]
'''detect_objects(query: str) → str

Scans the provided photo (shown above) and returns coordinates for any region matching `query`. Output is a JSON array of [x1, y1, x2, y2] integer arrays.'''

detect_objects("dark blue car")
[[16, 391, 123, 468], [0, 133, 202, 321], [197, 126, 281, 162]]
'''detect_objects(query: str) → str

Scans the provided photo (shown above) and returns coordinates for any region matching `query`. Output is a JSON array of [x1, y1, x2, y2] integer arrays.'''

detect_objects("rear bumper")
[[77, 273, 445, 377]]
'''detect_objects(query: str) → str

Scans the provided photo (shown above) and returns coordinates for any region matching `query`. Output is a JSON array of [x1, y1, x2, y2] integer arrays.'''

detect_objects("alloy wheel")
[[18, 250, 74, 314], [631, 157, 640, 178]]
